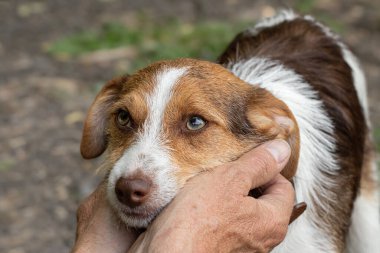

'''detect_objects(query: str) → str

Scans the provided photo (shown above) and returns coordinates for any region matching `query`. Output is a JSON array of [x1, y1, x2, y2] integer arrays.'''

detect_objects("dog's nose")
[[115, 177, 152, 208]]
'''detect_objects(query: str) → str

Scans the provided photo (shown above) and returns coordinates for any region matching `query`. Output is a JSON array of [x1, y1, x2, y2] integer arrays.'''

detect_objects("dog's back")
[[218, 10, 379, 253]]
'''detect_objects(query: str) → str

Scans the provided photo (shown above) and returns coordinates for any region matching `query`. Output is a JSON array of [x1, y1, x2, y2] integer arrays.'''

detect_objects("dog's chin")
[[116, 208, 161, 228]]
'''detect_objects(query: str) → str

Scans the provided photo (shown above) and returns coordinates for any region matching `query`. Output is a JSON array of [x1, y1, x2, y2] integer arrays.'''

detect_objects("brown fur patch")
[[246, 87, 300, 179], [83, 58, 300, 188], [80, 63, 160, 160], [81, 75, 128, 159], [152, 60, 300, 185]]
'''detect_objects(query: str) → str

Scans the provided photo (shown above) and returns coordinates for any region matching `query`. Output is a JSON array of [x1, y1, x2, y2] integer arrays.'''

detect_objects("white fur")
[[108, 67, 187, 227], [248, 9, 297, 36], [346, 160, 380, 253], [340, 48, 369, 123], [241, 11, 379, 252], [300, 13, 379, 251], [308, 18, 380, 252], [228, 58, 338, 252]]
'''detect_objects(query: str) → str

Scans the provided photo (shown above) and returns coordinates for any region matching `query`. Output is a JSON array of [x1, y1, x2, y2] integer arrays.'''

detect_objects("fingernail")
[[265, 140, 291, 164], [289, 202, 307, 224]]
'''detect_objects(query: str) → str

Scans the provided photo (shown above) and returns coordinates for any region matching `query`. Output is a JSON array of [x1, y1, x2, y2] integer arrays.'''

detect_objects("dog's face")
[[80, 58, 299, 227]]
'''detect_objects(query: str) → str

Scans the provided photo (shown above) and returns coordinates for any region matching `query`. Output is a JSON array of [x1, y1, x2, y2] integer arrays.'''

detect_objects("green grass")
[[294, 0, 316, 13], [48, 22, 141, 57], [47, 18, 249, 72], [293, 0, 345, 34], [47, 11, 347, 73], [0, 159, 15, 172], [317, 14, 345, 34]]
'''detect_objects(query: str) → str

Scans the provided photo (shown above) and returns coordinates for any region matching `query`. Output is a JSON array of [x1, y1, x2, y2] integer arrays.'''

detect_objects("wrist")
[[142, 223, 196, 252], [72, 236, 122, 253], [147, 218, 218, 252]]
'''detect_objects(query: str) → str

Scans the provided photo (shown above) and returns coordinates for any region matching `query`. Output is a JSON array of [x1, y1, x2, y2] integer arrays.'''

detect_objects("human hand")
[[72, 140, 304, 253], [71, 182, 139, 253], [129, 140, 301, 253]]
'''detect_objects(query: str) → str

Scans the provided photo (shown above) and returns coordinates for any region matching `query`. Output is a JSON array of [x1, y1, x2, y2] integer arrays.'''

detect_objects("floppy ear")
[[247, 87, 300, 179], [80, 76, 128, 159]]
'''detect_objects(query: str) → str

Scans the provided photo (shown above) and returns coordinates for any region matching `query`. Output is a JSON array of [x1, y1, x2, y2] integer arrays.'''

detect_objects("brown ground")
[[0, 1, 379, 252]]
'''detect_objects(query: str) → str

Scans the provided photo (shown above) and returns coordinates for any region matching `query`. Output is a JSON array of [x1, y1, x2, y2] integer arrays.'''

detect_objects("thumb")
[[229, 140, 291, 191]]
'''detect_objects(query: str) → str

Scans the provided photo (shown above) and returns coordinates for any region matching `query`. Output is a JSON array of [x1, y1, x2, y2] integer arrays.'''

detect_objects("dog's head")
[[80, 58, 299, 227]]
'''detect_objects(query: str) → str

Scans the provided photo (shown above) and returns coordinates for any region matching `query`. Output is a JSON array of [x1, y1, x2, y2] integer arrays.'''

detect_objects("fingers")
[[258, 175, 307, 224], [228, 140, 291, 191], [257, 174, 295, 220], [239, 174, 296, 244], [75, 180, 107, 237]]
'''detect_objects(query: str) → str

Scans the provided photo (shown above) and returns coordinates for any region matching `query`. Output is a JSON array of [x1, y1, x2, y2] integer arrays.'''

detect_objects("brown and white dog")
[[80, 10, 379, 252]]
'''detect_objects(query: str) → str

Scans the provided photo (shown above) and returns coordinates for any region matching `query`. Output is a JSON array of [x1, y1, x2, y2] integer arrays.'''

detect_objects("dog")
[[80, 10, 380, 252]]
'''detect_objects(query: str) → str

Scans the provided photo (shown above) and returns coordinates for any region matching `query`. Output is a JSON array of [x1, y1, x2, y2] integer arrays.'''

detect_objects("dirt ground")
[[0, 1, 379, 252]]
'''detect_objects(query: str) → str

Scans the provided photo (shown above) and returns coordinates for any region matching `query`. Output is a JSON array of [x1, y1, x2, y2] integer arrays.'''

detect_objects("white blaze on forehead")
[[111, 66, 188, 177], [143, 67, 188, 144], [107, 67, 188, 227]]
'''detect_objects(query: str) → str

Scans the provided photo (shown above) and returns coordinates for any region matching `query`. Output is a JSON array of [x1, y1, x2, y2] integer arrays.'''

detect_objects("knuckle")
[[232, 167, 252, 189], [223, 163, 249, 181], [272, 204, 290, 224], [278, 180, 296, 208], [262, 206, 289, 245], [280, 179, 294, 195], [234, 167, 250, 181], [286, 182, 295, 200], [264, 220, 289, 249], [221, 164, 253, 191], [251, 151, 276, 174], [275, 220, 289, 241], [271, 211, 290, 242]]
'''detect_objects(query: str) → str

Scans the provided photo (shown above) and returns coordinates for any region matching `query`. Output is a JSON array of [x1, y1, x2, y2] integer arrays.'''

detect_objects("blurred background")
[[0, 0, 379, 252]]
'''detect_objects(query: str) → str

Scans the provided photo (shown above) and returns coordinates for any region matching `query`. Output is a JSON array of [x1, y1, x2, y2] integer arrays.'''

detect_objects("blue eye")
[[186, 116, 206, 131]]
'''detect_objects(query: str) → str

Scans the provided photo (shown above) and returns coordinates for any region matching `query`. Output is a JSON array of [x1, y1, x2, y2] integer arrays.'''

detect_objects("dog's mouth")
[[122, 208, 159, 219], [113, 201, 167, 228]]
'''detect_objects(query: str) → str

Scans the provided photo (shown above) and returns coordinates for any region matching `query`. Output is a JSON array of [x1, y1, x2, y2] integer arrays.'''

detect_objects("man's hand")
[[129, 140, 295, 253], [73, 140, 302, 253], [71, 182, 138, 253]]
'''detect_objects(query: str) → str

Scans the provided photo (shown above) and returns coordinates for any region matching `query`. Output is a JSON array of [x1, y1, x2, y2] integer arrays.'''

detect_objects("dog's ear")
[[246, 87, 300, 179], [80, 76, 128, 159]]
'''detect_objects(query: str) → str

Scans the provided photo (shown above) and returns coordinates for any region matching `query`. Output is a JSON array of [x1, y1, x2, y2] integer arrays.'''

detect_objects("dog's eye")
[[116, 110, 132, 128], [186, 116, 206, 131]]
